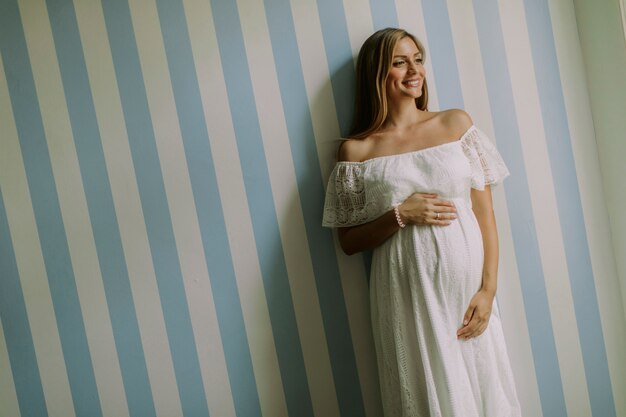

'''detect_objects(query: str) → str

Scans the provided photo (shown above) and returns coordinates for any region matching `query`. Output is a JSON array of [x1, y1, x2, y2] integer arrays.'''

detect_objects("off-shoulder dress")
[[322, 125, 522, 417]]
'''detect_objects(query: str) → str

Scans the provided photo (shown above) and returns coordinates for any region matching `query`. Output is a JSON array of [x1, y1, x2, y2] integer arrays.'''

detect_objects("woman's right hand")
[[337, 193, 457, 255], [398, 193, 457, 226]]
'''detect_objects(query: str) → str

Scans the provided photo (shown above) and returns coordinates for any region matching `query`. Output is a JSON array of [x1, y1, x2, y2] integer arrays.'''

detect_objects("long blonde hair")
[[349, 28, 429, 139]]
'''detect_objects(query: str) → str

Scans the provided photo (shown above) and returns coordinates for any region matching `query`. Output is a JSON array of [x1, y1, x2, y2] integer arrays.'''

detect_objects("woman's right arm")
[[337, 192, 457, 255]]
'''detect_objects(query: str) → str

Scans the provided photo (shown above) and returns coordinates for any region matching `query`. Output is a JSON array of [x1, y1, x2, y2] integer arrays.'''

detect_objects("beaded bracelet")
[[393, 205, 406, 228]]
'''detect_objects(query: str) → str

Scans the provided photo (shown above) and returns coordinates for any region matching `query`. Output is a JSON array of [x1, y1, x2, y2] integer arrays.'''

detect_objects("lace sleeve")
[[460, 126, 510, 190], [322, 163, 385, 228]]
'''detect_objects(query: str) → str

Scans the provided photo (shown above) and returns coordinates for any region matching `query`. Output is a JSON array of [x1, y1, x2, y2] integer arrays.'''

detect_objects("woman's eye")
[[394, 60, 406, 66], [415, 58, 423, 64]]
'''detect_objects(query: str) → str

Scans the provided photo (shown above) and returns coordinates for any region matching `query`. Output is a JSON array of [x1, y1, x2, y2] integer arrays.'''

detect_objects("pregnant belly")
[[370, 202, 483, 282], [408, 205, 484, 290]]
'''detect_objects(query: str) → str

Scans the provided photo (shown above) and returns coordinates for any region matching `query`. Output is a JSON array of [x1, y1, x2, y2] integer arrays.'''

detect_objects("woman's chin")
[[386, 90, 423, 103]]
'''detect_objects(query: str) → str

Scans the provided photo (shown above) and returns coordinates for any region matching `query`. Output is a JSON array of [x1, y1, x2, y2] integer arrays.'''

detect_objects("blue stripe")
[[43, 1, 157, 415], [473, 1, 568, 415], [210, 1, 316, 416], [316, 0, 374, 281], [151, 2, 266, 412], [154, 0, 270, 415], [369, 0, 398, 29], [522, 0, 616, 415], [0, 3, 103, 416], [131, 7, 212, 416], [100, 1, 263, 415], [421, 0, 464, 108], [0, 191, 48, 417], [316, 0, 356, 137], [263, 0, 367, 415], [99, 0, 212, 415]]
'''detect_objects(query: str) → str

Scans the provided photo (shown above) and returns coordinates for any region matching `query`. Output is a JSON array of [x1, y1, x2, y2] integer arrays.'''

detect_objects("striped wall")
[[1, 0, 624, 416]]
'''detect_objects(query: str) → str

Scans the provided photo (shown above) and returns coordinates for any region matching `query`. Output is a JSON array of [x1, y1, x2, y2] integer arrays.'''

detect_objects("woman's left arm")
[[457, 185, 499, 340]]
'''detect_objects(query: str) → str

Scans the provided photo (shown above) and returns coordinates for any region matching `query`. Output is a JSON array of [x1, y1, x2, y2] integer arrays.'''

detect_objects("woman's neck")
[[382, 98, 425, 130]]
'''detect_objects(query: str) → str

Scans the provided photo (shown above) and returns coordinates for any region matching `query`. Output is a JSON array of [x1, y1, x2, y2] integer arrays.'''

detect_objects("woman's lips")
[[403, 80, 421, 87]]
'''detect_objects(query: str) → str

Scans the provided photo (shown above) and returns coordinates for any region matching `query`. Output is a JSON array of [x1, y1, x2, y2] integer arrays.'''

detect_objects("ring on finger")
[[435, 212, 440, 220]]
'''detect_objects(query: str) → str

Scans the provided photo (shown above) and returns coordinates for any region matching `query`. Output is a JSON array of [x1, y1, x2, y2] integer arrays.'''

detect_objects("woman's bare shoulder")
[[440, 108, 474, 136], [441, 109, 474, 133], [337, 137, 374, 162]]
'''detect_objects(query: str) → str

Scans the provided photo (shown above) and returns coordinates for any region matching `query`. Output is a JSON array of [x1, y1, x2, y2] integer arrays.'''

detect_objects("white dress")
[[322, 125, 522, 417]]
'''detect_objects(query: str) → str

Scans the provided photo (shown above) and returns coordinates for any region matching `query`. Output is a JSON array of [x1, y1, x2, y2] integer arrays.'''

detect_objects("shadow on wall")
[[259, 51, 381, 412], [271, 52, 382, 413]]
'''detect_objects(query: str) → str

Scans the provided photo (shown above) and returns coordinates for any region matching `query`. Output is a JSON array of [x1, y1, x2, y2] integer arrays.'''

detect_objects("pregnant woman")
[[322, 28, 522, 416]]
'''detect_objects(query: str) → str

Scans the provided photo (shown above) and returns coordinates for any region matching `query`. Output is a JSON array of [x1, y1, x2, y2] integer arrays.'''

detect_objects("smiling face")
[[385, 36, 425, 102], [350, 28, 429, 138]]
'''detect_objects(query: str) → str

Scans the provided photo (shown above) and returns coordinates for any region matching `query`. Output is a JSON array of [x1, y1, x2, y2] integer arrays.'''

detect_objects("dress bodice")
[[322, 125, 510, 228]]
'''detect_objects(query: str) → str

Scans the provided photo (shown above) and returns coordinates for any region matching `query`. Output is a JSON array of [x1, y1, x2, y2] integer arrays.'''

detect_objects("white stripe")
[[175, 3, 239, 417], [447, 1, 544, 415], [186, 3, 287, 417], [395, 0, 441, 112], [0, 319, 21, 417], [620, 0, 626, 43], [549, 0, 626, 414], [237, 0, 345, 416], [291, 3, 385, 417], [128, 0, 219, 413], [18, 3, 130, 417], [72, 2, 181, 416], [244, 0, 331, 403], [342, 0, 373, 62], [0, 54, 75, 417], [292, 0, 345, 180], [499, 1, 591, 415], [332, 244, 384, 417], [20, 0, 125, 412], [312, 4, 382, 417], [129, 0, 241, 415]]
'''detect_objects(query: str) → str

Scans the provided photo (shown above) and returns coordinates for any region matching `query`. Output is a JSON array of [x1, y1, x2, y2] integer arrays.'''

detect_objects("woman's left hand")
[[457, 288, 495, 340]]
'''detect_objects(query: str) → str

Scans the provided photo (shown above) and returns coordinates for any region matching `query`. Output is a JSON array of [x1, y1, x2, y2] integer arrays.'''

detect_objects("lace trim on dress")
[[321, 163, 389, 227], [321, 126, 510, 227], [460, 126, 510, 190]]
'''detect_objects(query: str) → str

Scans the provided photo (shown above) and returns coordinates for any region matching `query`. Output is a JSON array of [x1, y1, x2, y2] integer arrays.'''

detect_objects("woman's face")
[[385, 37, 425, 102]]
